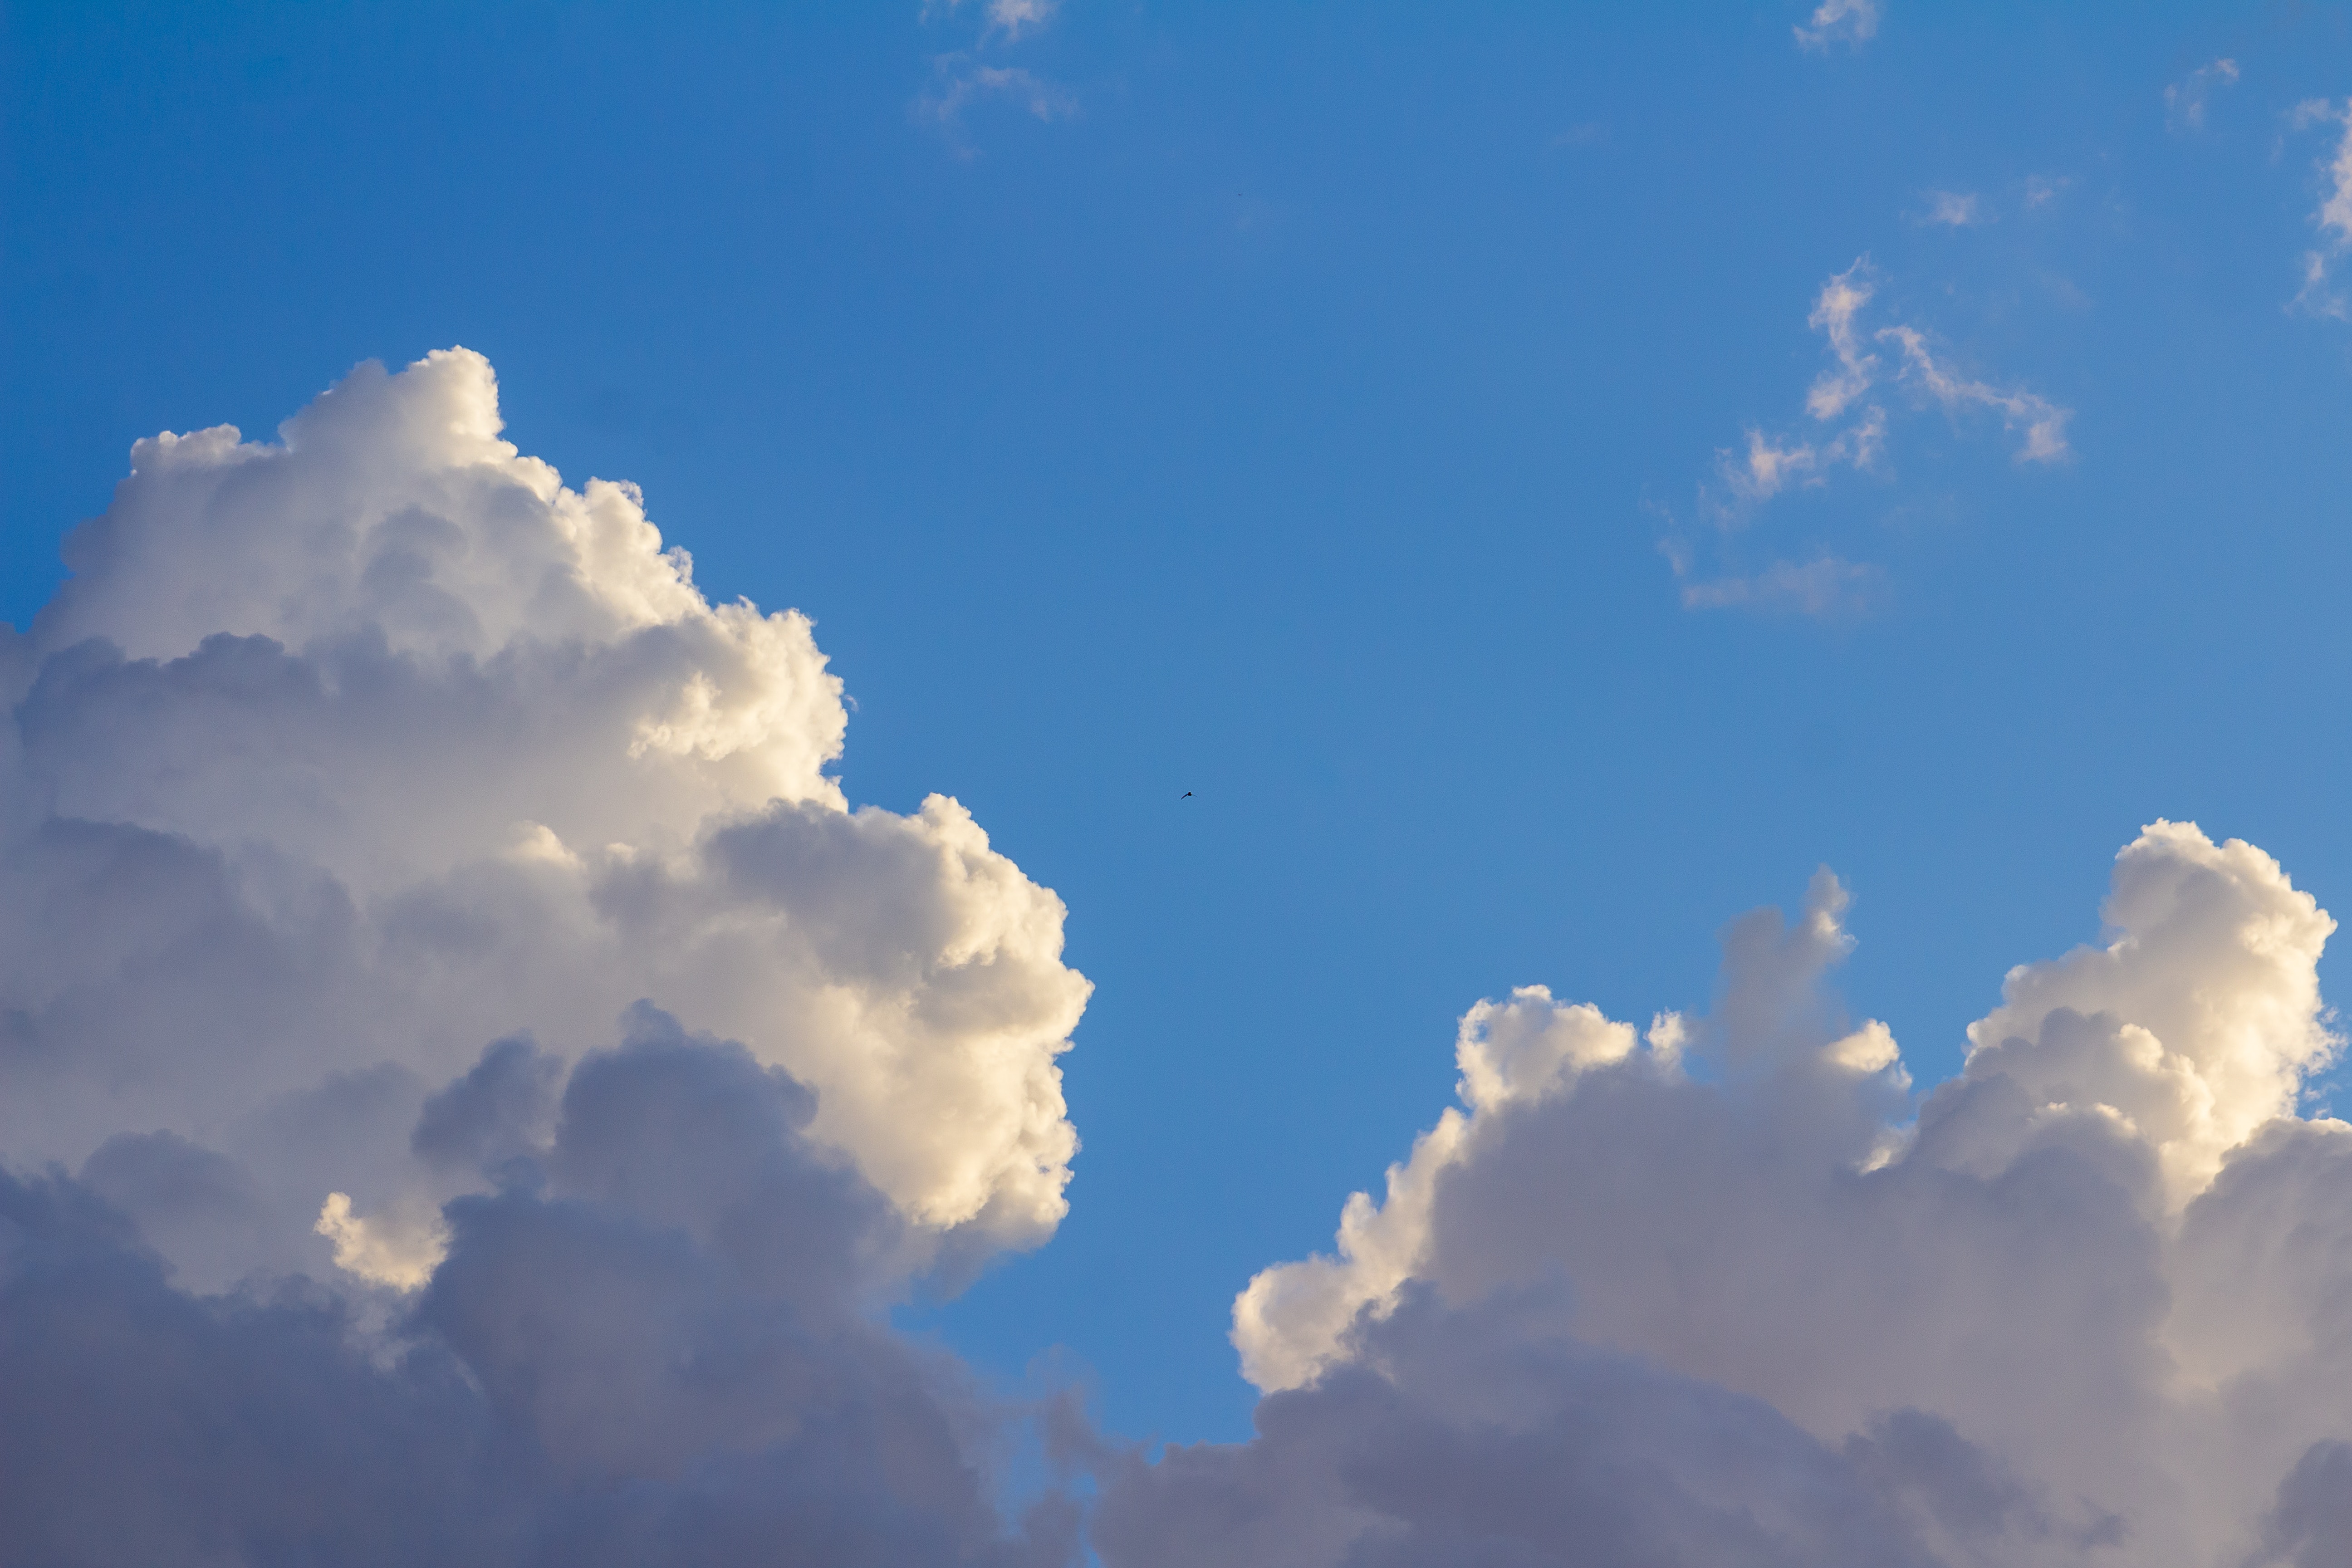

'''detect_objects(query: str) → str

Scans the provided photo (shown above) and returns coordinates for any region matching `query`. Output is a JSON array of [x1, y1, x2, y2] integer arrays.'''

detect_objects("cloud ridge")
[[0, 348, 1102, 1560], [1142, 822, 2352, 1567]]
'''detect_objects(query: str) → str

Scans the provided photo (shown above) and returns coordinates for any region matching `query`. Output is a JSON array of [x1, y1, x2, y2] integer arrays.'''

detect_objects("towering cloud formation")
[[2, 349, 1088, 1273], [0, 351, 1088, 1561], [10, 350, 2352, 1566], [1095, 823, 2352, 1567]]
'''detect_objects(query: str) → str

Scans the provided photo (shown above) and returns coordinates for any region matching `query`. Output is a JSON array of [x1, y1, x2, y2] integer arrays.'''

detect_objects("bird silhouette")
[[1180, 791, 1193, 799]]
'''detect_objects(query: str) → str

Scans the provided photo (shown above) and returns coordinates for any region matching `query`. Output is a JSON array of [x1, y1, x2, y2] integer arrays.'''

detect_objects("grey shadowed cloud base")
[[5, 352, 2351, 1566], [4, 1012, 1079, 1564]]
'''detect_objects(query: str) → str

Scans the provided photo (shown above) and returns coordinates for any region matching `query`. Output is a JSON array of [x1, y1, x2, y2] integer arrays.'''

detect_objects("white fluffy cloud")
[[14, 349, 2352, 1566], [1, 348, 1089, 1285], [1132, 822, 2352, 1566], [0, 349, 1097, 1561], [3, 1014, 1088, 1563]]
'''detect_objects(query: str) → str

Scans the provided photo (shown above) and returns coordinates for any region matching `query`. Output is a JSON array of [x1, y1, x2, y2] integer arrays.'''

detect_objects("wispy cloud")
[[1668, 260, 2069, 614], [1677, 555, 1884, 615], [2164, 57, 2239, 133], [1719, 410, 1889, 506], [1815, 260, 2068, 463], [1877, 323, 2072, 461], [981, 0, 1057, 40], [1804, 262, 1879, 421], [2289, 99, 2352, 318], [919, 61, 1073, 126], [915, 59, 1076, 155], [1793, 0, 1879, 52], [2023, 173, 2070, 209], [914, 0, 1072, 154], [1786, 259, 2066, 475], [923, 0, 1058, 41], [2290, 97, 2342, 135], [1723, 430, 1825, 504], [1921, 190, 1988, 227], [2296, 250, 2348, 321]]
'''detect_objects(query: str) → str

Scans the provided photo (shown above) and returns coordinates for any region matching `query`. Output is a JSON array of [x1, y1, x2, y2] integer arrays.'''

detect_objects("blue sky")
[[12, 0, 2352, 1461]]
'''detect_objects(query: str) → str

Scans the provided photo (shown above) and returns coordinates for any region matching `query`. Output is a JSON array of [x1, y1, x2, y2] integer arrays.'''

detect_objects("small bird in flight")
[[1180, 791, 1193, 799]]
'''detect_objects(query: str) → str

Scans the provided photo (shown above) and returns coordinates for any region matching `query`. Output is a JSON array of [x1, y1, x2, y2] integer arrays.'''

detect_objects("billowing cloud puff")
[[15, 348, 2352, 1565], [2, 1013, 1082, 1563], [0, 350, 1094, 1561], [0, 349, 1090, 1290], [1122, 822, 2352, 1567]]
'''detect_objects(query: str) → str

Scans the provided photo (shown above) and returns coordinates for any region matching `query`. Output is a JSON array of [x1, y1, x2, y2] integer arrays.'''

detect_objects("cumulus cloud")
[[1103, 821, 2352, 1567], [20, 348, 2352, 1566], [1794, 0, 1880, 52], [2, 1014, 1083, 1563], [2165, 58, 2239, 133], [3, 349, 1088, 1272], [314, 1189, 448, 1289], [0, 350, 1092, 1557]]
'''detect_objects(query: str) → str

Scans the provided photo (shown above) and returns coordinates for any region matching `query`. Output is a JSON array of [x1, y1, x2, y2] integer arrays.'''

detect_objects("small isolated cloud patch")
[[918, 59, 1076, 133], [2165, 57, 2239, 133], [2291, 98, 2352, 319], [1664, 260, 2069, 616], [1794, 0, 1879, 52], [2023, 173, 2070, 209], [1921, 191, 1988, 228], [1678, 556, 1885, 616], [923, 0, 1058, 40], [1777, 259, 2068, 465], [981, 0, 1057, 41], [914, 0, 1073, 155], [1877, 322, 2071, 461]]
